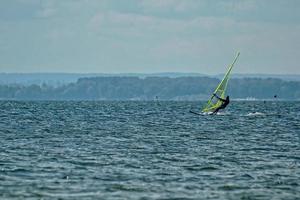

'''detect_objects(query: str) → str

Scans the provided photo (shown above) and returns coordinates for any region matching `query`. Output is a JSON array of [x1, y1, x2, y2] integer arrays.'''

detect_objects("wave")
[[245, 112, 265, 117]]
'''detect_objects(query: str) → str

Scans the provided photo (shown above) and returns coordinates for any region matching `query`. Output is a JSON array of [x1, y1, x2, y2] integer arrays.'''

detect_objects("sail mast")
[[213, 52, 240, 94]]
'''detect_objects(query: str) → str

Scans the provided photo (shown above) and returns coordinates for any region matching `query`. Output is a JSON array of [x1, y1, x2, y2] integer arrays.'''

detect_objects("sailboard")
[[202, 52, 240, 113]]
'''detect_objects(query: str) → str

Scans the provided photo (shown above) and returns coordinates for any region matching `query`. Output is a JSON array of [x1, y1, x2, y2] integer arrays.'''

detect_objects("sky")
[[0, 0, 299, 75]]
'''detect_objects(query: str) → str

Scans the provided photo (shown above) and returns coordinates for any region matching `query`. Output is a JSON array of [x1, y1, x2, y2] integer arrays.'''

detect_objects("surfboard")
[[189, 110, 202, 115]]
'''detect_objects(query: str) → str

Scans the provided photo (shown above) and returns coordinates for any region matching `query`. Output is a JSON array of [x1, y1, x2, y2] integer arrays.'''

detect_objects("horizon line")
[[0, 72, 300, 76]]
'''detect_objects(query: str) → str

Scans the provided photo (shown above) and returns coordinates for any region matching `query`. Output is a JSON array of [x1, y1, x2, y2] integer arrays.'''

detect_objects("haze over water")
[[0, 101, 299, 199]]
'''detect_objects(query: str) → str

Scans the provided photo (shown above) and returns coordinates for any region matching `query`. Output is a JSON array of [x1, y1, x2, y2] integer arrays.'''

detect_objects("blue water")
[[0, 101, 299, 199]]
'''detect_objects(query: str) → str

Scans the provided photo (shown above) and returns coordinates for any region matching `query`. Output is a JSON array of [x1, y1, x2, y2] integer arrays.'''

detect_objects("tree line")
[[0, 77, 299, 100]]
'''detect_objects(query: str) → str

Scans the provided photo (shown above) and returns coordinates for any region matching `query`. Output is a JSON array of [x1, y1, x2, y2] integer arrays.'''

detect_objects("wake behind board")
[[189, 110, 216, 115]]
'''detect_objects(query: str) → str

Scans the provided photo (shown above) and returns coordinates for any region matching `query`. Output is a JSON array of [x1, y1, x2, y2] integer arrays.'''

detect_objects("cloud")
[[139, 0, 195, 12], [1, 0, 299, 74], [102, 11, 300, 70], [89, 12, 171, 37], [16, 0, 39, 5], [88, 10, 238, 40], [217, 0, 257, 12], [36, 7, 57, 18]]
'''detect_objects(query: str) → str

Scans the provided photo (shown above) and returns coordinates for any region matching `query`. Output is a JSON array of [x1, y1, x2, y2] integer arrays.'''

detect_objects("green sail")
[[202, 52, 240, 113]]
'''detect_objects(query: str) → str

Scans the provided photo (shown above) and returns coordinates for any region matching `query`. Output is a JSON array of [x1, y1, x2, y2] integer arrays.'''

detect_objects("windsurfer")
[[212, 94, 230, 114]]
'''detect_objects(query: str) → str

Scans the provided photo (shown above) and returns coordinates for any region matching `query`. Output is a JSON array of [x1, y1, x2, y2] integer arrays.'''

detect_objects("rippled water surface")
[[0, 101, 299, 199]]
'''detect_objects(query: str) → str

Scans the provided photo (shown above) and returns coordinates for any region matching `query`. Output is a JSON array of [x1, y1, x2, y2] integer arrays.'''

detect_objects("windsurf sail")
[[202, 52, 240, 113]]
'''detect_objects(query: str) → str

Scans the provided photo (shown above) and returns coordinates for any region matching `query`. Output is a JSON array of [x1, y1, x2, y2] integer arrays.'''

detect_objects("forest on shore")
[[0, 76, 299, 100]]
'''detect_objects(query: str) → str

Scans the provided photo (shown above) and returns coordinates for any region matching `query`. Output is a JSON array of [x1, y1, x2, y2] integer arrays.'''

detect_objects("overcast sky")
[[0, 0, 299, 74]]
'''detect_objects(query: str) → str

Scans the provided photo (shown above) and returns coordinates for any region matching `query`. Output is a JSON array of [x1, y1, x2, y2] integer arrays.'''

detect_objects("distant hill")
[[0, 76, 299, 100], [0, 73, 204, 86], [217, 74, 300, 81], [1, 73, 300, 86]]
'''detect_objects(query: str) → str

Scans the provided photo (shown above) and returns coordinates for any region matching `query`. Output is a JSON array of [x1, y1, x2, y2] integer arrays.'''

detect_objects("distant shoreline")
[[0, 76, 299, 101]]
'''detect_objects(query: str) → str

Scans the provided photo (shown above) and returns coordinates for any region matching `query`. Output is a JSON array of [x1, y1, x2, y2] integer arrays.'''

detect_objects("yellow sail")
[[202, 52, 240, 113]]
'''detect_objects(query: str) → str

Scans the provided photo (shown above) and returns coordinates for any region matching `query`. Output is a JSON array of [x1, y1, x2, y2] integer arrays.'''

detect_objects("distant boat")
[[198, 52, 240, 114]]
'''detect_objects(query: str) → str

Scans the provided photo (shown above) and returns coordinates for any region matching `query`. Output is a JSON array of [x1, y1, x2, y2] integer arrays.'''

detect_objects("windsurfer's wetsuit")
[[213, 94, 230, 114]]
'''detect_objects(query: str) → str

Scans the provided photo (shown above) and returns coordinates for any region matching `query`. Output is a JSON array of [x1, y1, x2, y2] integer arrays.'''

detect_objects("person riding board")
[[212, 93, 230, 114]]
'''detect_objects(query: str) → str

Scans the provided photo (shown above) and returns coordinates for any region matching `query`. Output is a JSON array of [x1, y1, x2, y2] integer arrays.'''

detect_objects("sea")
[[0, 101, 299, 200]]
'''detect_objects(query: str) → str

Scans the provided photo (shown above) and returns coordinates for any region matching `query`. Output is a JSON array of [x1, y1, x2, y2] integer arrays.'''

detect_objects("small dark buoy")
[[274, 95, 277, 98]]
